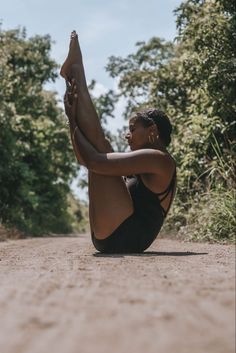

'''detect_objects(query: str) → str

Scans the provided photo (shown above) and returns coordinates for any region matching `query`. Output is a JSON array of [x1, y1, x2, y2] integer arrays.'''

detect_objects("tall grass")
[[165, 134, 235, 243], [178, 189, 235, 243]]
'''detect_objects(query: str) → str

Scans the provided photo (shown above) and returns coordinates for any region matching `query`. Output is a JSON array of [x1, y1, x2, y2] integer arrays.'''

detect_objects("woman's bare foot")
[[60, 31, 82, 80]]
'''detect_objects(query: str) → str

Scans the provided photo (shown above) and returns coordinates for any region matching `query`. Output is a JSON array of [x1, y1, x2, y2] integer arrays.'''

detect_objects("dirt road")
[[0, 234, 235, 353]]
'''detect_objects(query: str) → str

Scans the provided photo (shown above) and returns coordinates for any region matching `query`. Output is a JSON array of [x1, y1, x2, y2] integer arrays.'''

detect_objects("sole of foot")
[[60, 30, 81, 80]]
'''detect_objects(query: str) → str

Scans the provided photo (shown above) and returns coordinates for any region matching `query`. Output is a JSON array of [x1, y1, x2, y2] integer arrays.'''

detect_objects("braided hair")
[[132, 108, 172, 146]]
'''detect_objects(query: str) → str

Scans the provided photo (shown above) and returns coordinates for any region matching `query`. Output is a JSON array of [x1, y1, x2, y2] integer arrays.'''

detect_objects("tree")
[[96, 0, 235, 241], [172, 0, 236, 195], [105, 0, 235, 198], [0, 26, 78, 235], [106, 37, 175, 118]]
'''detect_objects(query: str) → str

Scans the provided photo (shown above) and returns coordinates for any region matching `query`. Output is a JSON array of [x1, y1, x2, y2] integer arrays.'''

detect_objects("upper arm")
[[89, 149, 172, 176]]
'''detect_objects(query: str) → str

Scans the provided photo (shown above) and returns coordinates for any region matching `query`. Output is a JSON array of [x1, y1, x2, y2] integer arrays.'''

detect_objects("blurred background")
[[0, 0, 235, 241]]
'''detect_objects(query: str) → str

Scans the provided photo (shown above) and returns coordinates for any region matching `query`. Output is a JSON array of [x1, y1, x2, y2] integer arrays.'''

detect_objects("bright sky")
[[1, 0, 182, 199], [1, 0, 182, 120]]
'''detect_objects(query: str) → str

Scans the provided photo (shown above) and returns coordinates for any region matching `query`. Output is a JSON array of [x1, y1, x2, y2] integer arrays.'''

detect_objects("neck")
[[157, 139, 167, 151], [147, 139, 166, 152]]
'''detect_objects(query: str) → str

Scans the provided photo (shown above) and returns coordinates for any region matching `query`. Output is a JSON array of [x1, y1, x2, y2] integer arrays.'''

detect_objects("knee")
[[94, 137, 113, 153]]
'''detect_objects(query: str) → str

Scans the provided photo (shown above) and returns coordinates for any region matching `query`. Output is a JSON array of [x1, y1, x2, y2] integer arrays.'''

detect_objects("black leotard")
[[92, 168, 176, 254]]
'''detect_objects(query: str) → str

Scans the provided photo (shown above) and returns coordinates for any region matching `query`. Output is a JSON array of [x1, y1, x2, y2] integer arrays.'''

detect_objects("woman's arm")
[[73, 125, 172, 177], [64, 85, 172, 177]]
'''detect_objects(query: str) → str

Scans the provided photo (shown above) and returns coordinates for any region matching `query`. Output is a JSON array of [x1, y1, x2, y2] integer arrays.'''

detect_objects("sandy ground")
[[0, 234, 235, 353]]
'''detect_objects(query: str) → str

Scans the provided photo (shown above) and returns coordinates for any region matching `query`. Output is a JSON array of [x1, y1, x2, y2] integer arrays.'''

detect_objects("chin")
[[129, 144, 140, 151], [132, 146, 142, 151]]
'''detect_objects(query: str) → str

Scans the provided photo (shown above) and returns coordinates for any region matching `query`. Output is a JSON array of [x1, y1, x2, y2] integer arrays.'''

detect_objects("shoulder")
[[140, 152, 176, 192], [153, 150, 176, 175]]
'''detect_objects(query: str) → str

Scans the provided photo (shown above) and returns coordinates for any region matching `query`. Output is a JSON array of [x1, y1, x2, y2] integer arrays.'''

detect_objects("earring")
[[148, 134, 155, 144]]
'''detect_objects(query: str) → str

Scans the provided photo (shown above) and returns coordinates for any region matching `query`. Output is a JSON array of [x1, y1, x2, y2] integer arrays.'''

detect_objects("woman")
[[61, 31, 176, 253]]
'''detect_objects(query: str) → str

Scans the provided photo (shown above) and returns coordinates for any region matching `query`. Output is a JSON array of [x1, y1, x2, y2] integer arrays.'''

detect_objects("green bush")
[[178, 188, 236, 243], [104, 0, 235, 242], [0, 27, 79, 235]]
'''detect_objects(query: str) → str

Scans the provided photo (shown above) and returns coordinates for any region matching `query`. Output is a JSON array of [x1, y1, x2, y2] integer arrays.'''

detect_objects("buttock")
[[91, 211, 164, 254]]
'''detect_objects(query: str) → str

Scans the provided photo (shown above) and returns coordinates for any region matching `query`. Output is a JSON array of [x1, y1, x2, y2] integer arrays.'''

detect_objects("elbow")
[[87, 154, 107, 174], [86, 154, 101, 172], [86, 158, 96, 171]]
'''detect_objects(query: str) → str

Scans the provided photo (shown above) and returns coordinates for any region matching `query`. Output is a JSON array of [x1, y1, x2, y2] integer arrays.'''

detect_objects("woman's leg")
[[88, 172, 134, 239], [65, 87, 87, 166], [61, 32, 134, 239], [61, 31, 110, 152]]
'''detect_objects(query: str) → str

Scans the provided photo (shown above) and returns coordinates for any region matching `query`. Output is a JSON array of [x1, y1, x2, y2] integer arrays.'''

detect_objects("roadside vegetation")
[[0, 0, 235, 242]]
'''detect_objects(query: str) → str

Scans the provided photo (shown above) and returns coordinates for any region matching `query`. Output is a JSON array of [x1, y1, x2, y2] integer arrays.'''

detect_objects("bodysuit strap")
[[157, 168, 176, 217]]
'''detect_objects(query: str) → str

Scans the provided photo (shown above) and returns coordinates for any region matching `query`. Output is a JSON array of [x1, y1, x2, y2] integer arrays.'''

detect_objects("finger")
[[71, 78, 75, 92], [70, 81, 77, 98], [65, 80, 71, 91], [64, 92, 69, 102], [65, 90, 73, 105], [71, 78, 78, 89], [64, 95, 71, 108], [73, 86, 78, 98], [65, 80, 74, 97]]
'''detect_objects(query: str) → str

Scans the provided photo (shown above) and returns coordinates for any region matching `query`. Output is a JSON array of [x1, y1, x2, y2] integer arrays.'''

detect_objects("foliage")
[[102, 0, 236, 242], [67, 194, 89, 233], [106, 0, 235, 194], [1, 0, 235, 241], [106, 37, 175, 118], [0, 27, 78, 235], [172, 0, 236, 196], [178, 188, 236, 243]]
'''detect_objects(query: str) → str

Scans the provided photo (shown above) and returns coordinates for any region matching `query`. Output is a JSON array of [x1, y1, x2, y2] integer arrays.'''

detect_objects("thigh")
[[92, 210, 163, 254], [89, 172, 134, 239], [91, 212, 143, 254]]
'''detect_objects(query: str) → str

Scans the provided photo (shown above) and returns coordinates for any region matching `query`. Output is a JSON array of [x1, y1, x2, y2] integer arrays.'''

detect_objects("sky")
[[1, 0, 182, 117], [1, 0, 182, 199]]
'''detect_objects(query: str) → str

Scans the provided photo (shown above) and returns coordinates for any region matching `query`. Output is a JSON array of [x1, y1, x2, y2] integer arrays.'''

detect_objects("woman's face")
[[125, 118, 150, 151]]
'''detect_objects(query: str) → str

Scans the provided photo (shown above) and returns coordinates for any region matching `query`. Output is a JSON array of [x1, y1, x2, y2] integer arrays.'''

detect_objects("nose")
[[125, 131, 131, 140]]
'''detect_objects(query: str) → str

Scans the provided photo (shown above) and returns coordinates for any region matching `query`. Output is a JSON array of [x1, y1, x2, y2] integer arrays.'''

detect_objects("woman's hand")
[[64, 80, 78, 127]]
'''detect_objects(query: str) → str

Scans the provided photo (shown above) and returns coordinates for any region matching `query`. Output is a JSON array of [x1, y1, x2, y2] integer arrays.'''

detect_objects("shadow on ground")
[[93, 251, 208, 258]]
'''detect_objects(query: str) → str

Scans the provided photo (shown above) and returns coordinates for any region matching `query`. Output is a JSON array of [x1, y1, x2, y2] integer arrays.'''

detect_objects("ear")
[[148, 124, 159, 136]]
